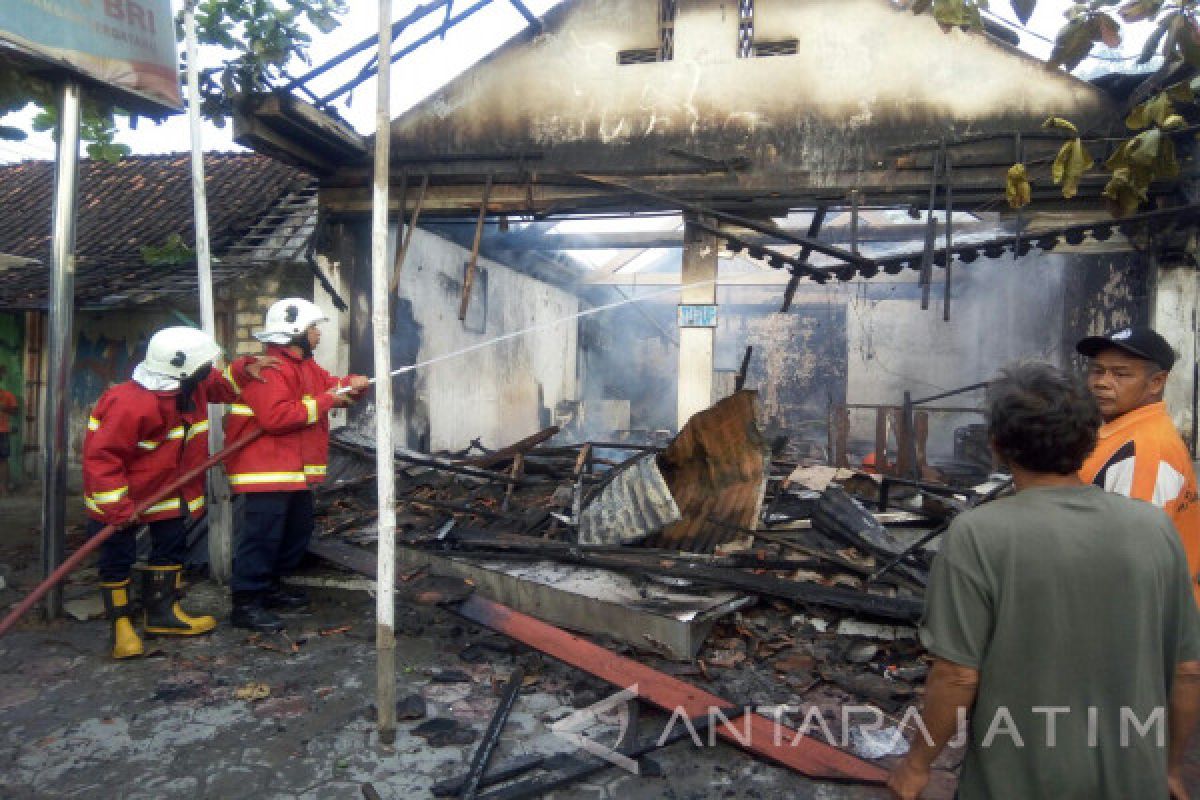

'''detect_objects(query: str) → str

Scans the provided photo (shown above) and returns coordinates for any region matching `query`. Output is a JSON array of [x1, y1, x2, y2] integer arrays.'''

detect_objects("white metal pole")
[[372, 0, 398, 745], [185, 1, 234, 583], [40, 81, 82, 619]]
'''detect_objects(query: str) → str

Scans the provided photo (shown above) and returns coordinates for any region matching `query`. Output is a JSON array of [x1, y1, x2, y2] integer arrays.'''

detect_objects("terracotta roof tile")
[[0, 152, 312, 309]]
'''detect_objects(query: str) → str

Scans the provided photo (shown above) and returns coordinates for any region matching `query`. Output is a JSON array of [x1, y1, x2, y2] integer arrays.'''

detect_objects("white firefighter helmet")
[[255, 298, 328, 344], [141, 327, 222, 380]]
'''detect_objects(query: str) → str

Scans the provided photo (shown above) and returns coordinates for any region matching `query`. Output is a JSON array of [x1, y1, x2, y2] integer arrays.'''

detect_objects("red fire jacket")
[[83, 367, 240, 525], [224, 345, 357, 493]]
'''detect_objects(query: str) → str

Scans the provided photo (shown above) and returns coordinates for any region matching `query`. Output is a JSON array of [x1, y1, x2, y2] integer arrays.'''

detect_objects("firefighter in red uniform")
[[84, 326, 270, 660], [225, 298, 369, 632]]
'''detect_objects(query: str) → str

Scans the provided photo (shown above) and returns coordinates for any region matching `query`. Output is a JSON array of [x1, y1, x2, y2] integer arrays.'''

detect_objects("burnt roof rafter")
[[281, 0, 543, 110]]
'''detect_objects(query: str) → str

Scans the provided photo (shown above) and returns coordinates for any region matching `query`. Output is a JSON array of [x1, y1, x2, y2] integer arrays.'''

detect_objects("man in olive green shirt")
[[889, 363, 1200, 800]]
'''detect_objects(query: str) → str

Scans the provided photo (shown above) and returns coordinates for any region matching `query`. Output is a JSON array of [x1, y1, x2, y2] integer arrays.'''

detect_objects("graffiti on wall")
[[0, 312, 23, 480], [68, 311, 172, 457]]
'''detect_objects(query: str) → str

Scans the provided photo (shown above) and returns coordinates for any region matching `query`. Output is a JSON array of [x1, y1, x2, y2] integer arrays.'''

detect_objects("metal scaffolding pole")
[[372, 0, 398, 745], [185, 1, 234, 583], [40, 80, 82, 619]]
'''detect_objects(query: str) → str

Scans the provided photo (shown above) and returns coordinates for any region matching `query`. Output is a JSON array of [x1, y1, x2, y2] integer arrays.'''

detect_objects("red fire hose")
[[0, 428, 264, 638]]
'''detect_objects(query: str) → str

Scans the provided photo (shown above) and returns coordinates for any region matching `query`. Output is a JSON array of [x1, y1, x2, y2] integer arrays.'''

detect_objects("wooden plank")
[[390, 172, 429, 297], [459, 425, 561, 468], [460, 174, 494, 321]]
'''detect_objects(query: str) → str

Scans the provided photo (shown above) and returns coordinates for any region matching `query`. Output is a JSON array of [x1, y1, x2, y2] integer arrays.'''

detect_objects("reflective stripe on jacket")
[[83, 368, 239, 524], [224, 345, 350, 493]]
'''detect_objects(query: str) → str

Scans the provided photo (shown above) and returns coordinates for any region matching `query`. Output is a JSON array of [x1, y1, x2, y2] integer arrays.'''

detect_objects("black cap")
[[1076, 326, 1176, 371]]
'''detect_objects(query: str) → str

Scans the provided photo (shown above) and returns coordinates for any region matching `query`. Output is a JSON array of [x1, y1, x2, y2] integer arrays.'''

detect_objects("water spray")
[[335, 278, 718, 394]]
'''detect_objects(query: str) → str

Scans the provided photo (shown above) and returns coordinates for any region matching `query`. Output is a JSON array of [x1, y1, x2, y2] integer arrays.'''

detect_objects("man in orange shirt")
[[0, 364, 17, 497], [1078, 327, 1200, 605]]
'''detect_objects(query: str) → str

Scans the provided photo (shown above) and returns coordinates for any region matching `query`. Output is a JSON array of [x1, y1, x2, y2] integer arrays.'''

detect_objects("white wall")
[[1153, 265, 1199, 447], [312, 253, 352, 431], [845, 253, 1070, 456], [374, 227, 580, 452]]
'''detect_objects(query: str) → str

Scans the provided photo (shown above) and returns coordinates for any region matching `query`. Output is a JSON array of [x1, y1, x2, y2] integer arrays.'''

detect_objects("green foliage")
[[140, 233, 196, 267], [186, 0, 347, 127], [907, 0, 990, 30], [1005, 163, 1032, 208], [1035, 75, 1195, 218], [906, 0, 1200, 72], [1044, 117, 1095, 199], [0, 0, 346, 156]]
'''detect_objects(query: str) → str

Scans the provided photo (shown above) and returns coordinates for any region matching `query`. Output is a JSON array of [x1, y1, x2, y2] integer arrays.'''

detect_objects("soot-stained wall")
[[341, 224, 580, 452]]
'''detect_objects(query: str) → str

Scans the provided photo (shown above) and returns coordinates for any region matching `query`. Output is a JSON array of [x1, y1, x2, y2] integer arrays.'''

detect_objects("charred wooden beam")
[[423, 529, 922, 623], [458, 426, 560, 469], [575, 174, 875, 271], [460, 174, 494, 320], [331, 439, 525, 485], [390, 172, 429, 306], [460, 666, 525, 799], [780, 205, 828, 312], [734, 346, 754, 391], [475, 711, 736, 799], [432, 755, 548, 797], [812, 487, 928, 587], [918, 142, 942, 310]]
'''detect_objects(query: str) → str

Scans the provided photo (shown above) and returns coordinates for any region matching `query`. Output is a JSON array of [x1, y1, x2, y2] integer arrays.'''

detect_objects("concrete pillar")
[[1151, 261, 1198, 452], [677, 214, 718, 429]]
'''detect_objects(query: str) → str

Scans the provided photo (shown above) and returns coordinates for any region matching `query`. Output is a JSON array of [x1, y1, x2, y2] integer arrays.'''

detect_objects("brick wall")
[[216, 262, 313, 356]]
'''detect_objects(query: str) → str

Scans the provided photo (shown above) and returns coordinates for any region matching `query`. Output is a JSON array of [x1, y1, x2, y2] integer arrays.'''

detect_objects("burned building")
[[237, 0, 1195, 470]]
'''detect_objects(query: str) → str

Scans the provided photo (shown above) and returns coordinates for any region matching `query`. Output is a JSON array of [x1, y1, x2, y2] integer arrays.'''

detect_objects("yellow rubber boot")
[[99, 580, 144, 660], [142, 565, 217, 636]]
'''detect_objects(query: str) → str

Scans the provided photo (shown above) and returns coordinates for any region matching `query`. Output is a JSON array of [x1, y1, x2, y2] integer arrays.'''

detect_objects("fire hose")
[[0, 428, 265, 639]]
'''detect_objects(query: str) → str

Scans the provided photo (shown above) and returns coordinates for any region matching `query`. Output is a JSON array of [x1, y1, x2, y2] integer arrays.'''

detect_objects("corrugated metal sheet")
[[648, 390, 770, 553], [578, 453, 681, 545]]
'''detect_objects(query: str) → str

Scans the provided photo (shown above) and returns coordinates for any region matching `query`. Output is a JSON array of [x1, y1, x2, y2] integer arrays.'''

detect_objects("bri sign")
[[1, 0, 181, 110]]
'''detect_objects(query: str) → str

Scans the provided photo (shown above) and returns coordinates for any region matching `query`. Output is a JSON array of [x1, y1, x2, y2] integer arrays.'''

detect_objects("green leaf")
[[1125, 91, 1174, 130], [140, 233, 195, 267], [1043, 116, 1081, 135], [1125, 127, 1163, 167], [931, 0, 986, 28], [1094, 12, 1122, 47], [86, 141, 130, 164], [1166, 81, 1194, 102], [1010, 0, 1036, 24], [31, 110, 56, 133], [1118, 0, 1165, 23], [1051, 138, 1094, 199], [1050, 16, 1100, 70], [1006, 163, 1032, 209], [1177, 16, 1200, 67], [1103, 167, 1146, 216]]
